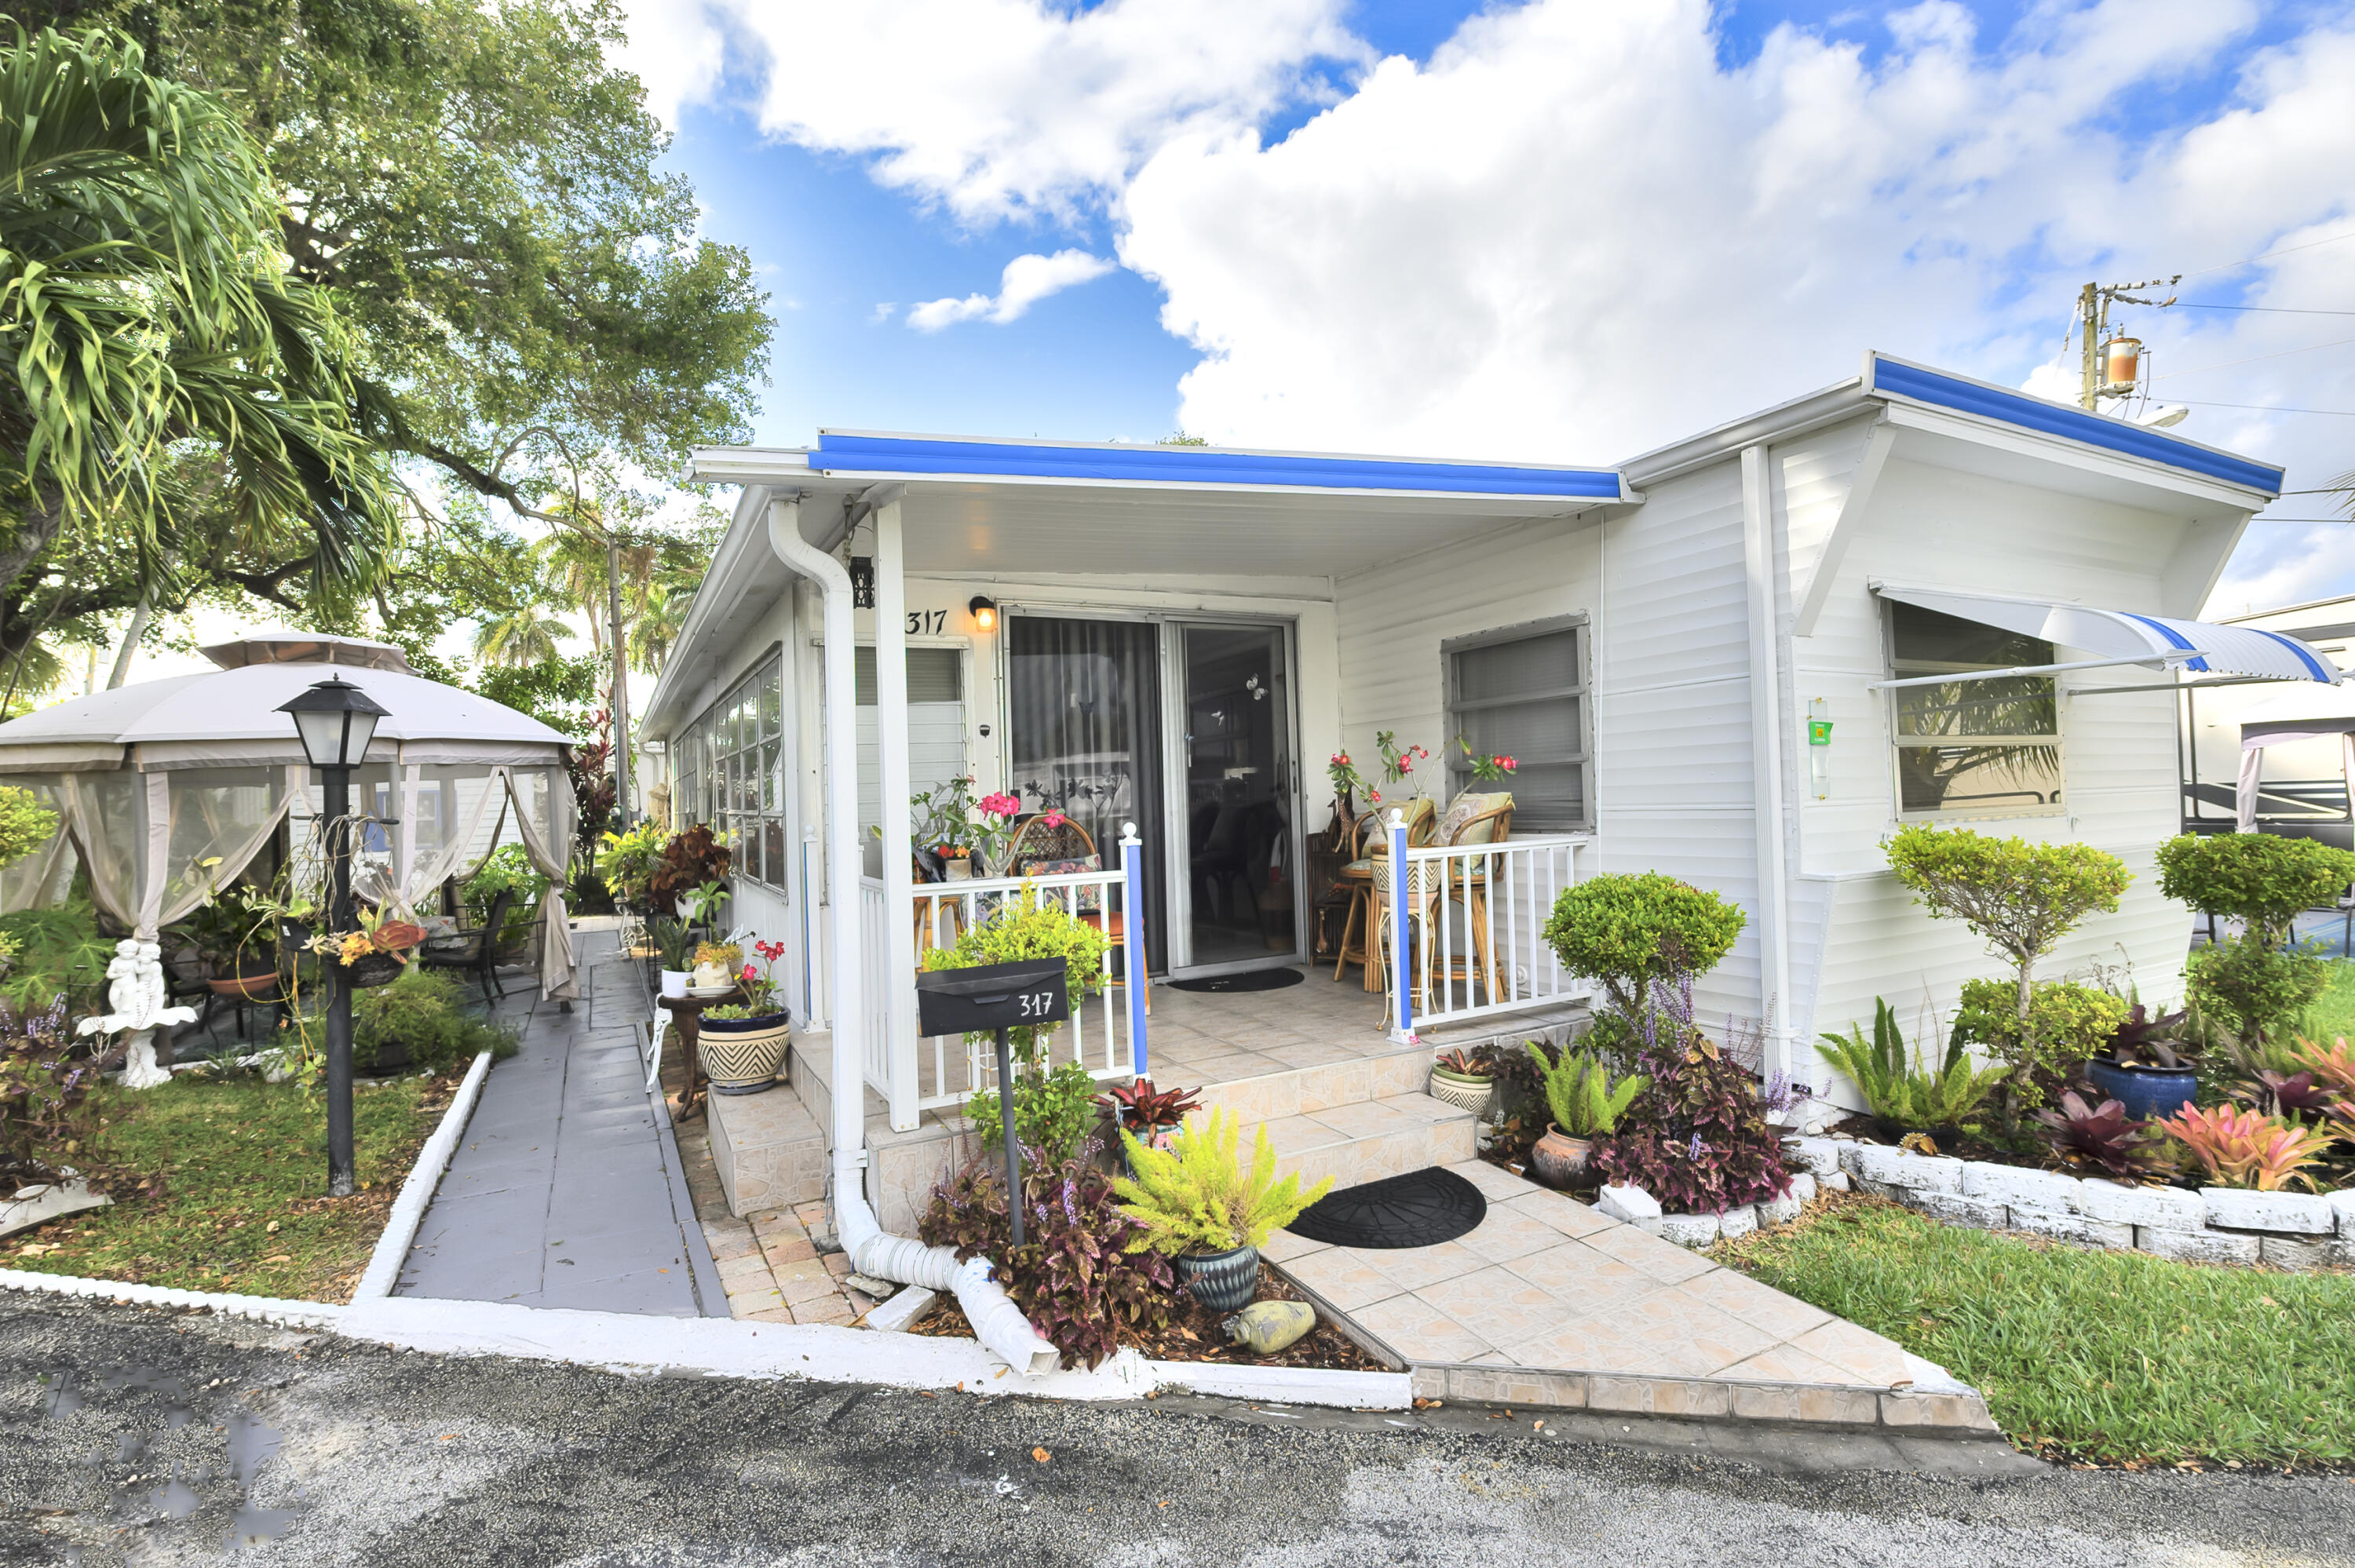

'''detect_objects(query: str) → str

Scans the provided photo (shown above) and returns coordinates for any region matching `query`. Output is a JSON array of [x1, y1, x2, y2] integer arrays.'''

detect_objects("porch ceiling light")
[[276, 676, 390, 770], [968, 596, 998, 632]]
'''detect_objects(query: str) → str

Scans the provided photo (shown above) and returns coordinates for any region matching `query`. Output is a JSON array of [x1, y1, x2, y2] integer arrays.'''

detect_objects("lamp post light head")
[[276, 676, 391, 771]]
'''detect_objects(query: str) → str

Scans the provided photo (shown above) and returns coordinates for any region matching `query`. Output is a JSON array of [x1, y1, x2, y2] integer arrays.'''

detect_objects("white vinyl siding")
[[855, 646, 968, 876]]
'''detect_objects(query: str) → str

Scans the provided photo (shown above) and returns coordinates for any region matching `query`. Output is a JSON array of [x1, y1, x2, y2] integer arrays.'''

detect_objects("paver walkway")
[[394, 933, 728, 1316]]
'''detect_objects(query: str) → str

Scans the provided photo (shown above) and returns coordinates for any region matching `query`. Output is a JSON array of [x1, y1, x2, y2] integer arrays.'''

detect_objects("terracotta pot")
[[1427, 1066, 1494, 1118], [1531, 1124, 1593, 1187], [700, 1013, 790, 1095], [207, 968, 278, 1000], [1174, 1243, 1259, 1313]]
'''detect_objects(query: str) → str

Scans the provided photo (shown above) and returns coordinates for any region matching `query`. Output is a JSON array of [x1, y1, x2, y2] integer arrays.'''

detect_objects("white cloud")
[[719, 0, 1364, 222], [907, 250, 1117, 330], [607, 0, 728, 127]]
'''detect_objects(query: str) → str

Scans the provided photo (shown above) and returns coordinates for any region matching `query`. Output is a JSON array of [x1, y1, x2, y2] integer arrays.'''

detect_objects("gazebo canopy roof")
[[0, 633, 575, 771]]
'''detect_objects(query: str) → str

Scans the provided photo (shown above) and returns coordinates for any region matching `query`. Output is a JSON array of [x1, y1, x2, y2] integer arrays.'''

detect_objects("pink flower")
[[1043, 809, 1067, 830], [1368, 788, 1382, 803], [978, 792, 1021, 819]]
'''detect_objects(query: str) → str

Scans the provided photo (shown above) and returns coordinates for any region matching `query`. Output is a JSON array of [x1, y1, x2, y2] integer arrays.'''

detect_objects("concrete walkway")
[[394, 932, 728, 1317]]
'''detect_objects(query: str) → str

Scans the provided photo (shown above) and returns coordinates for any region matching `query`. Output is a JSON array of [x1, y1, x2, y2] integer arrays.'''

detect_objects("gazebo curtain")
[[2235, 728, 2355, 833]]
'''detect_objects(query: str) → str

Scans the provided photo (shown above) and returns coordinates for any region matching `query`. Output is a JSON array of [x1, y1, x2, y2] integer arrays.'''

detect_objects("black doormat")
[[1283, 1167, 1487, 1250], [1167, 967, 1305, 994]]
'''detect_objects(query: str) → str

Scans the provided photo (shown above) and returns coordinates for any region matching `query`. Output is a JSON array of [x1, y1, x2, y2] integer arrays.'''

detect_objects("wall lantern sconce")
[[968, 596, 998, 633]]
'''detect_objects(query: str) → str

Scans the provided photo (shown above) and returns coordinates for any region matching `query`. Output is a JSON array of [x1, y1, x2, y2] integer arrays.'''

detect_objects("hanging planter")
[[345, 951, 407, 989]]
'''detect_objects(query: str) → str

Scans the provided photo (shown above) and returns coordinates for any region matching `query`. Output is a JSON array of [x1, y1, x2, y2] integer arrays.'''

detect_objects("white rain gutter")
[[763, 492, 1059, 1377]]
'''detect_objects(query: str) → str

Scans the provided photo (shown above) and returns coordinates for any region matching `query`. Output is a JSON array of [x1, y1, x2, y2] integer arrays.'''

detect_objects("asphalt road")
[[3, 1291, 2350, 1566]]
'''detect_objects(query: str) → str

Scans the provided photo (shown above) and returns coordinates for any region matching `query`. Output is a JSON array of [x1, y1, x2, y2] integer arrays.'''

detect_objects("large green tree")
[[1, 1, 766, 687], [0, 26, 397, 687]]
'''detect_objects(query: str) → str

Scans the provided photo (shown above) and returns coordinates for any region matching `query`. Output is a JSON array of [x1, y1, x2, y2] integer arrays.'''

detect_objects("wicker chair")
[[1370, 793, 1513, 1016], [1332, 797, 1437, 990]]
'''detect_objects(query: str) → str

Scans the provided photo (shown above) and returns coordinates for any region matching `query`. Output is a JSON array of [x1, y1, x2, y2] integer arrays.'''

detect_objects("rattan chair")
[[1333, 797, 1437, 990]]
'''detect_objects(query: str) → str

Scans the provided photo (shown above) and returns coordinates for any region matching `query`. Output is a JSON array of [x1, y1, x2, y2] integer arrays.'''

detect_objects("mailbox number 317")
[[1017, 990, 1055, 1019]]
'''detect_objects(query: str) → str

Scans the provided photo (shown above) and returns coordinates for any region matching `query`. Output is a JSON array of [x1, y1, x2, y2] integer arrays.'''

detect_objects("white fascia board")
[[794, 465, 1612, 511], [1877, 403, 2276, 514], [1619, 382, 1874, 488], [686, 447, 813, 486]]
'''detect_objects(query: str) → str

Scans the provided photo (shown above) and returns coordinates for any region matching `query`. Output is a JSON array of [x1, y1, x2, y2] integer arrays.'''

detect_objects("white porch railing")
[[855, 835, 1150, 1128], [1383, 830, 1594, 1032]]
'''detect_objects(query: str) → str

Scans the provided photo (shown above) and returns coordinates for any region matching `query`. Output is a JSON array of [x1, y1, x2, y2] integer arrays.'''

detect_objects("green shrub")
[[923, 897, 1108, 1063], [1536, 1051, 1646, 1137], [1541, 872, 1746, 1014], [0, 899, 114, 1011], [2183, 936, 2327, 1049], [351, 968, 513, 1072], [2156, 832, 2355, 945], [0, 786, 59, 870], [1953, 978, 2127, 1114], [1816, 997, 2005, 1132], [965, 1059, 1101, 1166], [461, 844, 550, 924], [590, 821, 666, 906], [1884, 823, 2129, 1125]]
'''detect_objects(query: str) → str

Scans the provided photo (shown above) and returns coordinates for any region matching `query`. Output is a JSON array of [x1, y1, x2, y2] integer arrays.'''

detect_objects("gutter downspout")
[[763, 494, 1059, 1377], [1740, 446, 1794, 1086]]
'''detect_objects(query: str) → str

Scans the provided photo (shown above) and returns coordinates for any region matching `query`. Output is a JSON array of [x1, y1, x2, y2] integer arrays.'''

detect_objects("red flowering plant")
[[1327, 750, 1370, 811], [1455, 736, 1518, 786], [1374, 730, 1431, 801], [733, 938, 789, 1019]]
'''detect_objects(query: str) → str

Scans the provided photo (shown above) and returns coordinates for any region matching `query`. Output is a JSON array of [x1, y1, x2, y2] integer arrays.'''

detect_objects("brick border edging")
[[1787, 1136, 2355, 1269]]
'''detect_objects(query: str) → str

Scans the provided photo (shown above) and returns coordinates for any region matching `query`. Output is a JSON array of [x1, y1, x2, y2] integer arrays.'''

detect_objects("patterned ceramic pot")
[[1530, 1125, 1592, 1187], [700, 1013, 790, 1095], [1428, 1066, 1495, 1118], [1174, 1243, 1259, 1313]]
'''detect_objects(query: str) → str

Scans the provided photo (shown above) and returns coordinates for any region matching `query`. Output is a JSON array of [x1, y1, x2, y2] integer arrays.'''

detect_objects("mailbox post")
[[914, 957, 1069, 1247]]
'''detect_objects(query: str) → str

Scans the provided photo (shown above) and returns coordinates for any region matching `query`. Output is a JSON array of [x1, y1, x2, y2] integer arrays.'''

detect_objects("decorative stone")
[[2137, 1226, 2259, 1265], [0, 1177, 109, 1239], [1787, 1136, 1844, 1176], [2331, 1189, 2355, 1239], [1958, 1162, 2081, 1210], [1717, 1205, 1758, 1240], [1657, 1212, 1720, 1249], [2258, 1235, 2355, 1272], [2070, 1180, 2205, 1232], [2004, 1205, 2133, 1249], [1757, 1191, 1803, 1227], [1819, 1170, 1851, 1193], [1597, 1183, 1662, 1228], [1836, 1143, 1868, 1177], [1850, 1144, 1963, 1194], [1902, 1191, 2009, 1230], [1787, 1171, 1817, 1205], [2201, 1187, 2336, 1236]]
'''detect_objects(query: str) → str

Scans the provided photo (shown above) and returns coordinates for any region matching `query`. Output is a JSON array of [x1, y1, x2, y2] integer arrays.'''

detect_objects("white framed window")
[[1443, 618, 1590, 831], [1888, 600, 2064, 819], [686, 648, 787, 887]]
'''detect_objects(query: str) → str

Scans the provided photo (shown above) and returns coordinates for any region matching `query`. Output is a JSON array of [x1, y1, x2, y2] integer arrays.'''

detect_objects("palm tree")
[[0, 29, 395, 646], [473, 605, 574, 668], [628, 579, 688, 673]]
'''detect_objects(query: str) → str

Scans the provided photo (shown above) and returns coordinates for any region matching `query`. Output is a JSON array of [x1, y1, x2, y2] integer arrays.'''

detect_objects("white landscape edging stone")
[[0, 1177, 110, 1239], [1820, 1135, 2355, 1269], [355, 1048, 495, 1301], [0, 1267, 345, 1329]]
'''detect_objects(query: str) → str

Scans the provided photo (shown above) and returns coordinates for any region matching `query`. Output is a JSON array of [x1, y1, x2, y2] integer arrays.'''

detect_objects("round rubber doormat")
[[1167, 967, 1306, 994], [1283, 1167, 1488, 1250]]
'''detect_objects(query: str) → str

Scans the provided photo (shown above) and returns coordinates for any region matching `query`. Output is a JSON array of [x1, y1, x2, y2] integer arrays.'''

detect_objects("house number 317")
[[906, 610, 947, 635]]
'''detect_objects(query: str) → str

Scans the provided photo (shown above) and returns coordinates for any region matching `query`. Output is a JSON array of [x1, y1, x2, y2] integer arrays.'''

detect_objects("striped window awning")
[[1874, 585, 2343, 685]]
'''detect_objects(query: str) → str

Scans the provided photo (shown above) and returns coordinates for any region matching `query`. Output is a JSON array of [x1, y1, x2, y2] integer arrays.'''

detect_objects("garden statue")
[[75, 938, 200, 1089]]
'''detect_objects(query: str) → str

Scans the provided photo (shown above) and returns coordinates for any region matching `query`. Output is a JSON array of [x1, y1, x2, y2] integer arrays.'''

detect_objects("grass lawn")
[[2298, 957, 2355, 1044], [1717, 1194, 2355, 1469], [8, 1071, 455, 1304]]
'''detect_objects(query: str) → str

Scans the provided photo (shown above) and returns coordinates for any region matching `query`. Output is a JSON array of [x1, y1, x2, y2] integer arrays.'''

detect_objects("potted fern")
[[1531, 1051, 1646, 1186], [1115, 1109, 1333, 1313], [1816, 997, 2005, 1142]]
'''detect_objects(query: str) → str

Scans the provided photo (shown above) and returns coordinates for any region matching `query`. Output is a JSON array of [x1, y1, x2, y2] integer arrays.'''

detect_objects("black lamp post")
[[277, 676, 390, 1197]]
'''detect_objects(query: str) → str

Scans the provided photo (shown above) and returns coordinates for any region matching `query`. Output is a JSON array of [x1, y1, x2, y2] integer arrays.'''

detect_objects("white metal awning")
[[1871, 584, 2344, 687]]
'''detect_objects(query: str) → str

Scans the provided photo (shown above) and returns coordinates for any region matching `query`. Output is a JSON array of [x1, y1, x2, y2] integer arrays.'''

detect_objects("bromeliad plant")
[[1537, 1051, 1645, 1139], [2158, 1103, 2335, 1191], [1115, 1109, 1334, 1257], [918, 1139, 1177, 1369], [1096, 1078, 1203, 1137], [2034, 1091, 2173, 1182], [1815, 998, 2005, 1136]]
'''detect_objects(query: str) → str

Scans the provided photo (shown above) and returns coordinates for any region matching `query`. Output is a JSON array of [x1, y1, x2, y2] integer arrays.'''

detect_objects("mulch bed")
[[907, 1260, 1389, 1372]]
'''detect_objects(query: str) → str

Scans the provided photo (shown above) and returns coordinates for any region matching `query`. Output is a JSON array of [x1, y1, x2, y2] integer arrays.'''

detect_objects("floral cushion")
[[1028, 855, 1104, 911], [1438, 791, 1512, 845]]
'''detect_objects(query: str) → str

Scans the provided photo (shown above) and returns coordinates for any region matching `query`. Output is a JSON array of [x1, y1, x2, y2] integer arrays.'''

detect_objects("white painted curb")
[[355, 1049, 494, 1301], [0, 1267, 343, 1329]]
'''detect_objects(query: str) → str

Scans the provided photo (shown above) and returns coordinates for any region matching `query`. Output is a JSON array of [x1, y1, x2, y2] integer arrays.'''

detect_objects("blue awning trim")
[[2250, 626, 2335, 683], [812, 432, 1627, 499], [1866, 356, 2285, 496], [2119, 611, 2210, 673]]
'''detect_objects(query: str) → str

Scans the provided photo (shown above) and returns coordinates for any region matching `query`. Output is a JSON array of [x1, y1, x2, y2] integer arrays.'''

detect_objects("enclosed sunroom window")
[[1889, 600, 2063, 818]]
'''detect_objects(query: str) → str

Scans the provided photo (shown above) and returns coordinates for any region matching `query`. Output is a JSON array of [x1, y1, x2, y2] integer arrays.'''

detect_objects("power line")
[[2175, 303, 2355, 316], [2152, 331, 2355, 380], [2182, 227, 2355, 279], [2178, 399, 2355, 415]]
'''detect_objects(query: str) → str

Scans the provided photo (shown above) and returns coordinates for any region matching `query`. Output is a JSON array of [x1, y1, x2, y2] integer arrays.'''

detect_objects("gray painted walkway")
[[395, 932, 728, 1316]]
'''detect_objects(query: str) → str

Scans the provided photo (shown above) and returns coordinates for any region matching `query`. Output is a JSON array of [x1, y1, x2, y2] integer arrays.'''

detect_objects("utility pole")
[[2076, 276, 2181, 410], [608, 534, 631, 829]]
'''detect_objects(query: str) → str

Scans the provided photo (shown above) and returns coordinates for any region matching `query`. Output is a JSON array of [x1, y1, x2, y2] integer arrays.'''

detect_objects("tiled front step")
[[707, 1078, 829, 1218], [1188, 1042, 1433, 1124], [1233, 1093, 1478, 1190]]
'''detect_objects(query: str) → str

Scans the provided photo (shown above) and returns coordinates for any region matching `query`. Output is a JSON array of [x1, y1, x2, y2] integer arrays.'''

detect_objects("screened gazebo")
[[0, 633, 582, 1000]]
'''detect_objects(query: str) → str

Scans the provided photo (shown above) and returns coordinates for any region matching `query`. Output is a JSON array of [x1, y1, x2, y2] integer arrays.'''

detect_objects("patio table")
[[654, 990, 743, 1124]]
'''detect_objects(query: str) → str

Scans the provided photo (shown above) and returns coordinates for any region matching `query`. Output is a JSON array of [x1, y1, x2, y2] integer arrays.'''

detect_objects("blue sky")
[[622, 0, 2355, 611]]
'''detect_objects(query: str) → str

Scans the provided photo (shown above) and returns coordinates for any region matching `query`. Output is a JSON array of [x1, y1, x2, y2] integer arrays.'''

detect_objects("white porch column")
[[873, 491, 920, 1129], [1740, 443, 1794, 1085]]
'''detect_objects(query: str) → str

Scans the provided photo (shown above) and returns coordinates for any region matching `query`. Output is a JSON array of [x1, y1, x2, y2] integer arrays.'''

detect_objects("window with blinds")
[[1888, 600, 2064, 819], [1444, 622, 1589, 831]]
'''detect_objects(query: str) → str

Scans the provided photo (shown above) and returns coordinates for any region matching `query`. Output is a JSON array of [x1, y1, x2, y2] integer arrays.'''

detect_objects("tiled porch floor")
[[1269, 1159, 1916, 1398]]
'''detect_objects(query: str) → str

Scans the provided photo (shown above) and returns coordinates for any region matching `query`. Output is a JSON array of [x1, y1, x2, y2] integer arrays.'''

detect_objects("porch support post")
[[1388, 811, 1412, 1041], [1121, 823, 1148, 1078], [1740, 443, 1795, 1083], [873, 491, 920, 1130]]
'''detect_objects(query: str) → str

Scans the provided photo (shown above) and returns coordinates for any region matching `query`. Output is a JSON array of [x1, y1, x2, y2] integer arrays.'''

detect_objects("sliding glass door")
[[1174, 623, 1299, 973]]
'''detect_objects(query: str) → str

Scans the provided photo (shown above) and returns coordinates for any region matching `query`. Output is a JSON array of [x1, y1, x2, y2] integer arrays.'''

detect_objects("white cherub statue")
[[77, 937, 200, 1089]]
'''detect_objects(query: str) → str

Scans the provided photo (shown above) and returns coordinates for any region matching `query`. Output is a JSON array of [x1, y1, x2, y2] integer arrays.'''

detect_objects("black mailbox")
[[914, 957, 1068, 1037]]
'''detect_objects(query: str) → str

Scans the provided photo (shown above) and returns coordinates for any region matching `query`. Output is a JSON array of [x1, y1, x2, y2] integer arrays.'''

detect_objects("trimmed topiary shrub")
[[1542, 872, 1745, 1016], [2157, 832, 2355, 946], [1952, 978, 2128, 1114]]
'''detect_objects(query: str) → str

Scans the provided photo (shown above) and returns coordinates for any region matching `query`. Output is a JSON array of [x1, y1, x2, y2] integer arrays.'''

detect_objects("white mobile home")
[[639, 352, 2320, 1223]]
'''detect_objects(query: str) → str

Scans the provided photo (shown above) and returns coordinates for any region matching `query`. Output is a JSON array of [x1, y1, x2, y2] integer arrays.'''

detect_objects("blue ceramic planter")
[[1174, 1244, 1259, 1313], [2084, 1056, 2197, 1122]]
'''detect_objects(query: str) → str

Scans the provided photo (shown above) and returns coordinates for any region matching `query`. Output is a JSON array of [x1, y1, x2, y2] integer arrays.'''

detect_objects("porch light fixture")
[[968, 596, 998, 632]]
